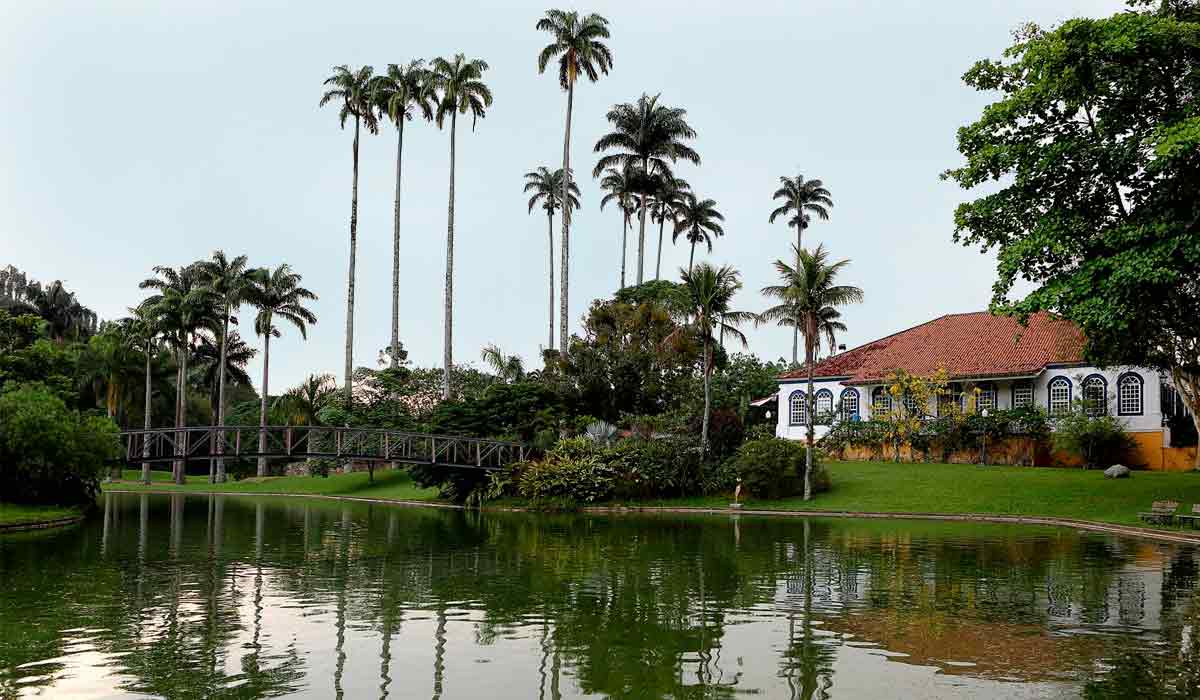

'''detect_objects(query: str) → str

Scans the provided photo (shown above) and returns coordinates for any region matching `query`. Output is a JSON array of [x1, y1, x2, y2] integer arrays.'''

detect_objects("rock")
[[1104, 464, 1131, 479]]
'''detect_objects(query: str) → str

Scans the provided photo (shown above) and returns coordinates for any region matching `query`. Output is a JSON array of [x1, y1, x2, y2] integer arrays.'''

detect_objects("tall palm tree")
[[246, 265, 318, 477], [320, 65, 379, 403], [594, 93, 700, 286], [196, 251, 254, 482], [769, 175, 833, 360], [139, 265, 217, 483], [429, 54, 493, 400], [598, 164, 639, 289], [672, 194, 725, 272], [679, 263, 750, 455], [536, 9, 612, 356], [29, 280, 97, 341], [761, 244, 862, 500], [525, 166, 581, 350], [758, 296, 845, 367], [650, 175, 691, 280], [371, 61, 435, 369], [128, 303, 163, 484]]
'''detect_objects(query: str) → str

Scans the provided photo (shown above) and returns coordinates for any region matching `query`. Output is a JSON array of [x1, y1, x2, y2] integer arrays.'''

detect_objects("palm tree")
[[278, 373, 337, 426], [525, 166, 581, 350], [679, 263, 751, 455], [371, 61, 435, 369], [139, 265, 217, 483], [480, 343, 526, 384], [196, 251, 254, 482], [758, 296, 845, 368], [598, 164, 639, 289], [246, 265, 318, 477], [594, 93, 700, 286], [672, 194, 725, 273], [770, 175, 833, 360], [128, 303, 163, 484], [429, 54, 493, 400], [536, 9, 613, 356], [650, 176, 691, 280], [29, 280, 97, 341], [320, 65, 379, 403], [761, 244, 862, 499]]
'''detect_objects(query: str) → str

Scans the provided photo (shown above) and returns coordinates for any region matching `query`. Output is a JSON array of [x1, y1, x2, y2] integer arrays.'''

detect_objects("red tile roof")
[[779, 311, 1086, 384]]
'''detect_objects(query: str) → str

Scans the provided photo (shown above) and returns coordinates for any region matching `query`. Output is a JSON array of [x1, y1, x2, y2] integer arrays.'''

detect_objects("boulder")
[[1104, 464, 1131, 479]]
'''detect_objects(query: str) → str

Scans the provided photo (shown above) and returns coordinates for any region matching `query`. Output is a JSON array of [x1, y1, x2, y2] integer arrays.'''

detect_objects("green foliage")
[[1052, 408, 1137, 469], [516, 440, 618, 505], [687, 409, 744, 459], [603, 437, 703, 499], [731, 436, 827, 500], [822, 407, 1051, 461], [0, 384, 119, 505]]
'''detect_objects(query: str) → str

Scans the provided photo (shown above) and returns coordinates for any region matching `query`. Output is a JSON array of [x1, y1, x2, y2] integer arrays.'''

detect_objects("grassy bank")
[[0, 504, 84, 528], [103, 462, 1200, 530]]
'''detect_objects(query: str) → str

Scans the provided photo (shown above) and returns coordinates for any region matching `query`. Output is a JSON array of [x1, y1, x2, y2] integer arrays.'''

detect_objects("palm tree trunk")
[[547, 210, 555, 351], [637, 194, 647, 285], [804, 328, 815, 501], [257, 333, 271, 477], [442, 112, 457, 400], [142, 341, 152, 484], [619, 215, 628, 289], [793, 227, 801, 366], [655, 215, 666, 280], [558, 81, 575, 358], [344, 116, 361, 403], [175, 337, 188, 485], [390, 119, 405, 370], [688, 240, 696, 273], [215, 310, 229, 482], [701, 335, 712, 456]]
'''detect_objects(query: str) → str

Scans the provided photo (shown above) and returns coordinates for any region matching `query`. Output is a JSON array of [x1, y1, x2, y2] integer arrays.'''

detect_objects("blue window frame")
[[1082, 374, 1108, 416], [1048, 376, 1073, 416], [839, 388, 860, 421], [814, 389, 834, 424], [788, 390, 807, 426]]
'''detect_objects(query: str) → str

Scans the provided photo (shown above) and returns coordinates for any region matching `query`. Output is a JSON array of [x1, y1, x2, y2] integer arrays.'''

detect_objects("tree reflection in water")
[[0, 493, 1197, 699]]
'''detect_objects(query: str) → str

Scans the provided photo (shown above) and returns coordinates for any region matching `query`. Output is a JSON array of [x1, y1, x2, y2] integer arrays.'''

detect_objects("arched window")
[[1012, 381, 1034, 409], [871, 386, 892, 415], [1082, 374, 1108, 416], [1048, 376, 1072, 416], [839, 388, 860, 421], [1117, 373, 1144, 416], [814, 389, 834, 424], [788, 390, 807, 426]]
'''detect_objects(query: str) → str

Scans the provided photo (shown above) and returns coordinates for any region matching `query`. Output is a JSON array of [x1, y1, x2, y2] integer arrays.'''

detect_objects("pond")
[[1, 494, 1197, 699]]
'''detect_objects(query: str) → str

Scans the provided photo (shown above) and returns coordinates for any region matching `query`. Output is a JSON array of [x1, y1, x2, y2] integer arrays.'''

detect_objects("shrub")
[[1052, 410, 1137, 468], [516, 440, 618, 504], [688, 409, 745, 459], [603, 437, 703, 499], [0, 383, 119, 505], [731, 437, 827, 500]]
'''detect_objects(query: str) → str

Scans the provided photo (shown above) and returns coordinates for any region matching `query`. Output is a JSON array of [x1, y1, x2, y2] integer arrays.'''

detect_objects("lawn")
[[105, 468, 439, 502], [0, 503, 83, 528]]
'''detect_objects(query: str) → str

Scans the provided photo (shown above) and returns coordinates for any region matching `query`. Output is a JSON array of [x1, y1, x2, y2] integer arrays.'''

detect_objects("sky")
[[0, 0, 1127, 394]]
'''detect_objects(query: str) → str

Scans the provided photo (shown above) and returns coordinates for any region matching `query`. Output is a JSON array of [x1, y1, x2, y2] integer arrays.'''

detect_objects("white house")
[[774, 311, 1174, 467]]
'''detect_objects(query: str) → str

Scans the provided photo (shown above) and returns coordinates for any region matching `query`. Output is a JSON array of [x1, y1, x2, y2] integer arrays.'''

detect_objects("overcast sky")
[[1, 0, 1125, 393]]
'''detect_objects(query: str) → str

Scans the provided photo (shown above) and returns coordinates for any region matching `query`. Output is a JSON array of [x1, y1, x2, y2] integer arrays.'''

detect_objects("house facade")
[[774, 312, 1179, 468]]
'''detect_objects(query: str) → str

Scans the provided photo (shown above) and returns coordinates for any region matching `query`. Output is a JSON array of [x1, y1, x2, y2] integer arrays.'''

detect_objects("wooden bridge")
[[119, 426, 528, 472]]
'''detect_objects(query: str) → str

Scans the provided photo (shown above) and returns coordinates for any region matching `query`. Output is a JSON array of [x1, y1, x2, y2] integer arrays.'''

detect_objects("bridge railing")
[[120, 426, 527, 471]]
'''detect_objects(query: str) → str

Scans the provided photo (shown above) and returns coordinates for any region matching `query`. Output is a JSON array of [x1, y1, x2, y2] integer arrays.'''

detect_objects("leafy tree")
[[246, 264, 318, 476], [769, 174, 833, 360], [944, 1, 1200, 468], [320, 64, 379, 402], [429, 54, 493, 399], [593, 93, 700, 285], [480, 343, 526, 383], [598, 164, 640, 288], [672, 193, 725, 272], [0, 311, 78, 404], [279, 373, 337, 426], [371, 61, 435, 369], [524, 166, 581, 350], [536, 9, 612, 355], [761, 245, 862, 499], [649, 175, 690, 280]]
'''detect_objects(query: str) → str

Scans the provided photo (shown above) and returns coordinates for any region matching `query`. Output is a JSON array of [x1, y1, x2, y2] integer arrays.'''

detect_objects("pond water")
[[1, 494, 1198, 699]]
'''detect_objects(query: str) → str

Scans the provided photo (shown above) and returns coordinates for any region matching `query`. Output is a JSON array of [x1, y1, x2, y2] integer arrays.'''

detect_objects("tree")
[[678, 264, 751, 456], [672, 193, 724, 273], [537, 9, 613, 356], [127, 303, 164, 484], [429, 54, 493, 400], [769, 175, 832, 362], [649, 176, 691, 280], [139, 264, 216, 483], [320, 65, 379, 403], [246, 264, 317, 477], [594, 93, 700, 286], [480, 343, 526, 384], [196, 250, 255, 482], [279, 373, 337, 426], [762, 245, 862, 499], [943, 1, 1200, 469], [598, 164, 639, 289], [371, 61, 435, 369], [524, 166, 581, 350]]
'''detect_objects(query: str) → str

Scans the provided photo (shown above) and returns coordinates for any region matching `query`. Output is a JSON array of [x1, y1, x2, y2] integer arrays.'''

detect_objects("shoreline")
[[104, 488, 1200, 546], [0, 513, 87, 534]]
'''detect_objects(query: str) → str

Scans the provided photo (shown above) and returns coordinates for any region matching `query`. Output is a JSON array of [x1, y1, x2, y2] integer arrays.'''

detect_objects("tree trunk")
[[215, 310, 229, 482], [390, 119, 406, 370], [655, 215, 665, 280], [619, 215, 628, 289], [804, 329, 815, 501], [547, 210, 555, 350], [442, 112, 457, 400], [688, 239, 696, 274], [637, 192, 647, 285], [558, 81, 575, 358], [257, 332, 271, 477], [175, 337, 188, 485], [701, 334, 712, 456], [344, 116, 361, 403], [792, 226, 802, 366], [141, 341, 152, 484], [1171, 368, 1200, 471]]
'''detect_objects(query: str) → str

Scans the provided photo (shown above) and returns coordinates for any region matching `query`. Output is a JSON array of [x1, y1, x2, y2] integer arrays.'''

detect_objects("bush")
[[516, 440, 618, 504], [688, 409, 745, 459], [603, 437, 703, 499], [731, 437, 827, 500], [1052, 409, 1137, 468], [0, 383, 119, 505]]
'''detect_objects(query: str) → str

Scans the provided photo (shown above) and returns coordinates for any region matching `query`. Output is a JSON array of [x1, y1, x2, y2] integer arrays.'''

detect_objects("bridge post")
[[477, 442, 482, 467], [384, 435, 390, 461], [430, 437, 436, 464], [235, 430, 241, 457], [286, 427, 293, 456], [336, 430, 342, 458]]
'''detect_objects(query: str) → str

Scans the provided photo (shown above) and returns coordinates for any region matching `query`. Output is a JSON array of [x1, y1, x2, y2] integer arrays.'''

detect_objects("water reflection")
[[0, 493, 1196, 699]]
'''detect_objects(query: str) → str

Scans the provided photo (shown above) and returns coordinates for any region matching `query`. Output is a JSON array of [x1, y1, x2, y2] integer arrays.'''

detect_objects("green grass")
[[105, 468, 439, 502], [0, 503, 83, 528]]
